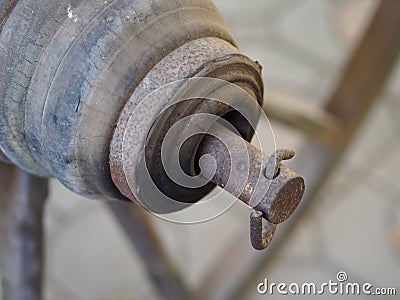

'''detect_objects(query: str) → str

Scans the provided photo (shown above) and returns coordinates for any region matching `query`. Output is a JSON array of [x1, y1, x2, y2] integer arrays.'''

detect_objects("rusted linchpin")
[[265, 149, 295, 180], [251, 148, 297, 250], [197, 126, 304, 251], [250, 210, 277, 250]]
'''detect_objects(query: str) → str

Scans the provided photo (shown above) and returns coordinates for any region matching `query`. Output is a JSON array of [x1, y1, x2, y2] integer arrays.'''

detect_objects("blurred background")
[[1, 0, 399, 299]]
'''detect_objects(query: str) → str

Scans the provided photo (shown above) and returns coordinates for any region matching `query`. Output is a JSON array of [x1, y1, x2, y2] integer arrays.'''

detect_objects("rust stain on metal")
[[108, 25, 301, 251], [197, 125, 305, 223], [250, 210, 277, 250], [197, 124, 305, 250], [110, 37, 241, 202]]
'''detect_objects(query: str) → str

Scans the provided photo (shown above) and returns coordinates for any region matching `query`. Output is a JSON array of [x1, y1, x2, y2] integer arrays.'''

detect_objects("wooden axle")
[[0, 0, 263, 205]]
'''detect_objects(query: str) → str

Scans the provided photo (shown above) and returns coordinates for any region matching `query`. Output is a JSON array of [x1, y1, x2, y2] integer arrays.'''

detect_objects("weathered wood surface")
[[0, 162, 48, 300], [0, 0, 236, 200]]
